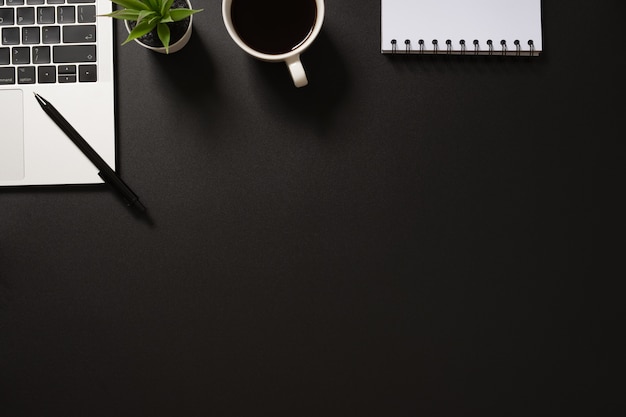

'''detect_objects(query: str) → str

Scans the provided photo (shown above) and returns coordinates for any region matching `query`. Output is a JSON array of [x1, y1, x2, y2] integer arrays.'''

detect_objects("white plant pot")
[[124, 0, 195, 54]]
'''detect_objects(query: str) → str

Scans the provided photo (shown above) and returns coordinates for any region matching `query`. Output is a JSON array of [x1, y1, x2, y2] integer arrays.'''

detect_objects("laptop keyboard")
[[0, 0, 98, 85]]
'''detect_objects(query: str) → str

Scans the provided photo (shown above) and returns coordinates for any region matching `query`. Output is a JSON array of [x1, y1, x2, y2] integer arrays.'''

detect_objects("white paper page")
[[381, 0, 543, 55]]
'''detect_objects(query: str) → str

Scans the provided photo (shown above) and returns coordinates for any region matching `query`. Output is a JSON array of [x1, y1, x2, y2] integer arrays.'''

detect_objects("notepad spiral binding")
[[389, 38, 537, 56]]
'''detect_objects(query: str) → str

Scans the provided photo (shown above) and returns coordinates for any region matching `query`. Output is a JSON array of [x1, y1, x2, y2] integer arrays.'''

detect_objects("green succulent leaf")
[[122, 18, 158, 45], [147, 15, 161, 26], [103, 9, 141, 20], [169, 8, 202, 22], [160, 12, 174, 23], [110, 0, 151, 12], [161, 0, 175, 16], [137, 9, 156, 24], [144, 0, 160, 12], [157, 22, 171, 53]]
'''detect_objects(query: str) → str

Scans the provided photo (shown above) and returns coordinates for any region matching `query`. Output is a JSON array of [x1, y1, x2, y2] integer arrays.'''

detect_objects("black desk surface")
[[1, 1, 612, 415]]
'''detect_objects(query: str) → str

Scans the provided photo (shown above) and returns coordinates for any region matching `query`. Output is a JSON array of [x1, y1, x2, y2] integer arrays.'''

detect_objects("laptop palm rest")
[[0, 90, 25, 181]]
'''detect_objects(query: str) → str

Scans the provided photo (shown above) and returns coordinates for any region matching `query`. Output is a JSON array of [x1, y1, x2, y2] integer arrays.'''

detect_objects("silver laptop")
[[0, 0, 115, 186]]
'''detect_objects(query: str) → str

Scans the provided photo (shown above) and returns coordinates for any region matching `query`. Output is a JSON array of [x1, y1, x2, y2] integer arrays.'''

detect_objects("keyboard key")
[[0, 66, 15, 84], [12, 46, 30, 64], [22, 26, 40, 44], [59, 74, 76, 82], [17, 7, 35, 24], [67, 0, 94, 3], [0, 8, 15, 26], [79, 64, 95, 82], [0, 47, 9, 64], [37, 64, 55, 82], [47, 0, 65, 4], [57, 6, 74, 23], [17, 65, 35, 83], [63, 24, 95, 43], [42, 25, 60, 43], [32, 45, 50, 63], [27, 0, 46, 4], [77, 5, 95, 23], [53, 44, 95, 62], [2, 27, 20, 45], [37, 7, 55, 24], [58, 63, 75, 73], [7, 0, 25, 5]]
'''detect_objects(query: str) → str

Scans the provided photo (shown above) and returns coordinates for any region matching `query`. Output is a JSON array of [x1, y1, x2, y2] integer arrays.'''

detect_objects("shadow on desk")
[[132, 30, 348, 135], [0, 184, 155, 225], [384, 47, 548, 76], [250, 31, 350, 135], [147, 32, 220, 110]]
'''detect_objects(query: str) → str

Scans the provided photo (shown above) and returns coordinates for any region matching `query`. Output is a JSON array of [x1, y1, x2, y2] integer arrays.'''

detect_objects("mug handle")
[[286, 55, 308, 88]]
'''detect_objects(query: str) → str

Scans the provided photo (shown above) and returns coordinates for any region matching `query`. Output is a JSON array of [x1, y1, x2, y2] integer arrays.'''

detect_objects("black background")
[[1, 1, 613, 416]]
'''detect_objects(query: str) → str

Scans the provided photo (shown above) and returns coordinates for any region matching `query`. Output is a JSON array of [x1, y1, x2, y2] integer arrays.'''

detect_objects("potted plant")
[[105, 0, 203, 54]]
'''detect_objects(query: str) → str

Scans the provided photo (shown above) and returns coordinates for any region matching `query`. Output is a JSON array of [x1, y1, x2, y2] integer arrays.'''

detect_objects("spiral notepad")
[[381, 0, 543, 56]]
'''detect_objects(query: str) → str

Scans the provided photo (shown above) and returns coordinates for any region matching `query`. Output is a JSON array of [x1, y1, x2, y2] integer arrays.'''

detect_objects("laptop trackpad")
[[0, 90, 25, 181]]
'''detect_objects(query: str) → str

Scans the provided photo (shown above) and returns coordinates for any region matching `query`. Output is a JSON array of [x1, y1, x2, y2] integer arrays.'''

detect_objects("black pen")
[[34, 93, 146, 213]]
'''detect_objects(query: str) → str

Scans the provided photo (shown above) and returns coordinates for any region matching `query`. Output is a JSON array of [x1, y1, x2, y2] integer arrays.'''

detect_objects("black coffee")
[[231, 0, 317, 55]]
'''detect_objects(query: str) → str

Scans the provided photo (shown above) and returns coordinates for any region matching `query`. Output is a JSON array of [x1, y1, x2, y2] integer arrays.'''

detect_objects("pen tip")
[[34, 93, 45, 106]]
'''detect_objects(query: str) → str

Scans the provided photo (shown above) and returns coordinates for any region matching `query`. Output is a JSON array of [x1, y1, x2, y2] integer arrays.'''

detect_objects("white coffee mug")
[[222, 0, 325, 87]]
